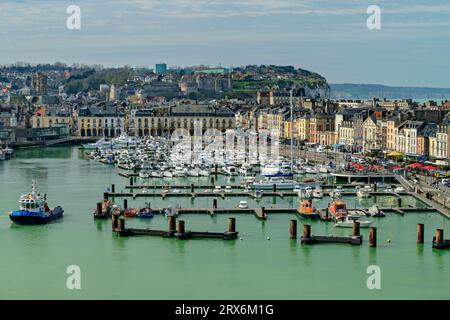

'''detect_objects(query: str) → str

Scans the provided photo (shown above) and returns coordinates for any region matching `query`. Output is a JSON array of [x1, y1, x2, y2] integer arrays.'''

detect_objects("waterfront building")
[[77, 105, 125, 138], [297, 116, 310, 142], [309, 113, 335, 145], [134, 105, 236, 136], [32, 106, 73, 130], [256, 89, 305, 106], [435, 123, 449, 159], [338, 121, 354, 149]]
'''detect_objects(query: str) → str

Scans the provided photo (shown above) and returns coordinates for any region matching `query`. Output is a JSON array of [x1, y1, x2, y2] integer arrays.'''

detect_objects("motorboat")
[[368, 205, 385, 217], [334, 214, 372, 228], [394, 186, 405, 193], [82, 138, 116, 150], [356, 186, 372, 199], [238, 201, 248, 209], [328, 200, 349, 220], [253, 189, 263, 200], [163, 171, 174, 178], [261, 164, 280, 177], [329, 186, 343, 199], [313, 186, 323, 198], [213, 186, 222, 193], [137, 205, 154, 218], [10, 180, 64, 224], [124, 208, 138, 218], [298, 199, 319, 219], [225, 186, 232, 193], [251, 177, 298, 190], [224, 166, 238, 176]]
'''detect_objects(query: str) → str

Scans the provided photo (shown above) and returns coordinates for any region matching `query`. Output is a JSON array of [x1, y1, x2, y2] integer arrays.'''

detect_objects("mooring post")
[[168, 215, 176, 232], [289, 220, 297, 239], [96, 202, 102, 215], [261, 206, 266, 217], [211, 176, 215, 185], [190, 184, 194, 193], [417, 223, 424, 243], [213, 198, 218, 209], [112, 213, 119, 230], [214, 164, 218, 173], [272, 184, 277, 192], [374, 183, 378, 192], [352, 221, 360, 237], [435, 229, 444, 246], [103, 192, 108, 200], [228, 217, 236, 233], [118, 217, 125, 231], [177, 220, 185, 235], [129, 177, 133, 186], [302, 224, 311, 239], [111, 184, 115, 193], [123, 199, 128, 210], [369, 227, 377, 247], [397, 197, 402, 208]]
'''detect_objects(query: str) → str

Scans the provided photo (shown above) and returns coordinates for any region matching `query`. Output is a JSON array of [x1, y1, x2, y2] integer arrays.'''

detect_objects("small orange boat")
[[298, 199, 319, 219], [124, 208, 138, 218], [328, 200, 349, 220]]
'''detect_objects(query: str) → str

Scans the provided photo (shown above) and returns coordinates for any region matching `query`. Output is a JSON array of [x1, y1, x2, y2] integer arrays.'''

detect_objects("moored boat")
[[334, 214, 372, 228], [298, 199, 319, 219], [10, 181, 64, 225], [328, 200, 349, 220]]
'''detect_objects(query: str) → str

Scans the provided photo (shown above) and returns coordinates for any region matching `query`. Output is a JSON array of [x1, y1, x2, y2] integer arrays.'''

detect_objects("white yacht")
[[82, 138, 116, 150], [313, 186, 323, 198], [252, 177, 298, 190], [334, 214, 372, 228], [261, 164, 280, 177], [356, 185, 372, 199]]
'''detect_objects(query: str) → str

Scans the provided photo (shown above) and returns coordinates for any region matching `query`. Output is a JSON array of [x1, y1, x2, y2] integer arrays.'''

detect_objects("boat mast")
[[31, 180, 36, 196]]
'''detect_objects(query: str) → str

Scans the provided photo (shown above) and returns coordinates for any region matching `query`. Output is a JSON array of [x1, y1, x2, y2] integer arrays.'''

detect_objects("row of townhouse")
[[246, 106, 450, 159]]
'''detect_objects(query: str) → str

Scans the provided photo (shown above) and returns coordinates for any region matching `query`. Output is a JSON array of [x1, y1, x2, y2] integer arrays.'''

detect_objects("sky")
[[1, 0, 450, 88]]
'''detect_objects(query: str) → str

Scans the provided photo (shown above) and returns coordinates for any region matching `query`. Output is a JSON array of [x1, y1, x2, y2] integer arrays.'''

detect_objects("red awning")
[[408, 163, 423, 168]]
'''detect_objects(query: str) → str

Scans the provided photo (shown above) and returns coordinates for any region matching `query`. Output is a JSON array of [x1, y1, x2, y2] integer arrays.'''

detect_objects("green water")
[[0, 146, 449, 299]]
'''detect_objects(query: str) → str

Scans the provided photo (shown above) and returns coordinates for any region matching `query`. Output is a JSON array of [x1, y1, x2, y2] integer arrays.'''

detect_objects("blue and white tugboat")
[[10, 181, 64, 225]]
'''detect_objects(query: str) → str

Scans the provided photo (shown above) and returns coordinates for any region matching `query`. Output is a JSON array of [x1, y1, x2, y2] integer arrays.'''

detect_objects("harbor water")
[[0, 146, 449, 299]]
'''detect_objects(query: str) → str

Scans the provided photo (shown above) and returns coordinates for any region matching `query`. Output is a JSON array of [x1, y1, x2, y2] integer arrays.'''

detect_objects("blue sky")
[[1, 0, 450, 87]]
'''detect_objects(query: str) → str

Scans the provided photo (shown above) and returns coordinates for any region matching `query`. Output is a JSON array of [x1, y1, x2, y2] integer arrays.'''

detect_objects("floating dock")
[[112, 215, 238, 240], [300, 224, 363, 246]]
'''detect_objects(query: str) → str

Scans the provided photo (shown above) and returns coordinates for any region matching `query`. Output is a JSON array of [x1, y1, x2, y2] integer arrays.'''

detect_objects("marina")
[[0, 145, 449, 299]]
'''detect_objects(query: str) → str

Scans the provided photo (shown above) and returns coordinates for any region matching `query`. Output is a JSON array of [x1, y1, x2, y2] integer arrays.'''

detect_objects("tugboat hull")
[[10, 207, 64, 225]]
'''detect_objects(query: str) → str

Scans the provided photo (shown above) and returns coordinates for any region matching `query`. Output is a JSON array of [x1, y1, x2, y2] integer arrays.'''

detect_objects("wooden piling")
[[213, 199, 218, 209], [352, 221, 360, 237], [96, 202, 102, 215], [435, 229, 444, 246], [272, 184, 277, 192], [111, 184, 115, 193], [397, 197, 402, 208], [369, 227, 377, 247], [228, 217, 236, 233], [177, 220, 185, 234], [103, 192, 108, 200], [190, 184, 194, 193], [168, 215, 176, 232], [289, 220, 297, 239], [130, 177, 133, 186], [112, 214, 119, 230], [123, 199, 128, 210], [302, 224, 311, 239], [118, 218, 125, 231], [417, 223, 424, 243]]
